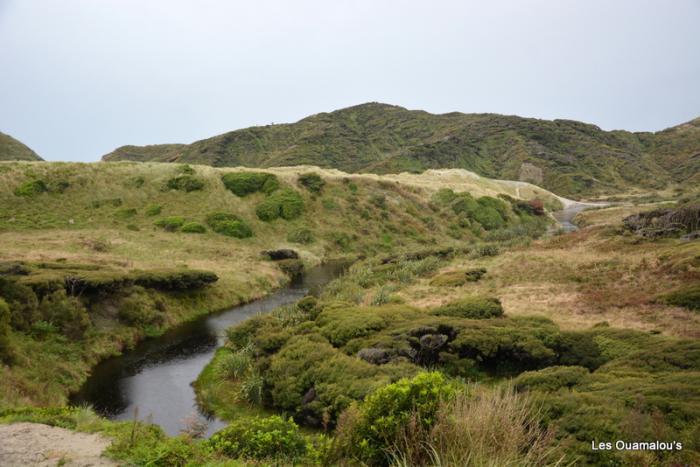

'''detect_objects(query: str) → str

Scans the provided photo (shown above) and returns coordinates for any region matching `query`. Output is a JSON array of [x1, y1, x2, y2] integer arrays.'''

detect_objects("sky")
[[0, 0, 699, 162]]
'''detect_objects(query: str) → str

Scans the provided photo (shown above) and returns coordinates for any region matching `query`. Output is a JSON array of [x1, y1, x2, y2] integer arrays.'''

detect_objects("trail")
[[0, 423, 116, 467]]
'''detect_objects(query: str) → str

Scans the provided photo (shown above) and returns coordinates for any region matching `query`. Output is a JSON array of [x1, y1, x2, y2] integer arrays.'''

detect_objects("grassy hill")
[[102, 103, 700, 198], [0, 132, 42, 161]]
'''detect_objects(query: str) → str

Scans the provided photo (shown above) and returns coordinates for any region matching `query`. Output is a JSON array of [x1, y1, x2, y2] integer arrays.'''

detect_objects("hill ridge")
[[102, 103, 700, 197]]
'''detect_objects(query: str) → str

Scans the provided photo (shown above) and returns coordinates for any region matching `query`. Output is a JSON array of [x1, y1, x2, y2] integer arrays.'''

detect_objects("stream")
[[71, 261, 348, 437]]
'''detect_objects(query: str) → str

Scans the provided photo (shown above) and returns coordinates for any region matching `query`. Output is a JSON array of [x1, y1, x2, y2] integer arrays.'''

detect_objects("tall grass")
[[389, 385, 565, 467]]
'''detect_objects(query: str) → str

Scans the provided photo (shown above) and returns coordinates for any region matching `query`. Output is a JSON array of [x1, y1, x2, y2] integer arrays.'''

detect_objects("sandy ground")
[[0, 423, 117, 467]]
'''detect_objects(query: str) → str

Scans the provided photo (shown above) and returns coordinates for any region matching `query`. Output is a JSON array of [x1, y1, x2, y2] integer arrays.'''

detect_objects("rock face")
[[623, 204, 700, 238], [261, 249, 299, 260], [0, 422, 117, 466]]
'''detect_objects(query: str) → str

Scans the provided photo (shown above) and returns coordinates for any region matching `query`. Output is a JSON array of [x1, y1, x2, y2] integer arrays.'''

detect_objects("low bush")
[[430, 268, 486, 286], [205, 212, 253, 238], [114, 208, 137, 219], [334, 371, 454, 466], [221, 172, 279, 196], [661, 285, 700, 311], [145, 204, 162, 216], [207, 415, 306, 460], [165, 175, 205, 192], [514, 365, 590, 392], [0, 277, 40, 331], [297, 172, 325, 193], [38, 289, 90, 339], [287, 228, 314, 244], [154, 216, 186, 232], [0, 298, 13, 363], [431, 296, 503, 319], [255, 189, 304, 221], [14, 179, 48, 197], [117, 287, 165, 326], [277, 259, 304, 277], [180, 222, 206, 234], [131, 270, 218, 290]]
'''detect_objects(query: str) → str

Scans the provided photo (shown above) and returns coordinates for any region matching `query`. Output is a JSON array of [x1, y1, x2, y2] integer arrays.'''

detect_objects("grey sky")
[[1, 0, 699, 162]]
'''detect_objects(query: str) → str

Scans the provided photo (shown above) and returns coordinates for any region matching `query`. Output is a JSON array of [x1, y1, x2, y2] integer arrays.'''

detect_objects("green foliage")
[[661, 284, 700, 311], [221, 172, 279, 196], [342, 372, 455, 466], [431, 188, 457, 205], [207, 415, 307, 460], [431, 296, 504, 319], [297, 172, 325, 193], [145, 204, 162, 216], [114, 207, 137, 219], [219, 348, 252, 380], [0, 298, 13, 363], [514, 365, 590, 392], [38, 289, 90, 339], [429, 268, 486, 286], [0, 277, 40, 331], [14, 179, 48, 197], [154, 216, 185, 232], [256, 189, 304, 221], [180, 222, 206, 233], [287, 227, 314, 244], [205, 212, 253, 238], [165, 175, 205, 192], [117, 287, 165, 326]]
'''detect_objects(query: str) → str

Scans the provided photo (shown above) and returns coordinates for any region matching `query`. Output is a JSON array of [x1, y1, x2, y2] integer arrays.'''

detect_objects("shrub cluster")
[[180, 222, 206, 234], [205, 212, 253, 238], [221, 172, 279, 196], [661, 285, 700, 310], [154, 216, 186, 232], [165, 175, 205, 192], [14, 179, 48, 197], [255, 189, 304, 221], [431, 296, 503, 319], [287, 228, 314, 244], [429, 267, 486, 286], [297, 172, 325, 194], [207, 415, 307, 461]]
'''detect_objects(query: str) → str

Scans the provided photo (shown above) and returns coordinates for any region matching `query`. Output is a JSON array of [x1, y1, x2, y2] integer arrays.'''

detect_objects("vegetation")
[[221, 171, 279, 196], [297, 172, 325, 194], [255, 188, 305, 221], [103, 102, 700, 197], [0, 131, 42, 161]]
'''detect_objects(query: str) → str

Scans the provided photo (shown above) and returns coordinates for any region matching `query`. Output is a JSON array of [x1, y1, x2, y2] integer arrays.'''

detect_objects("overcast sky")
[[1, 0, 699, 162]]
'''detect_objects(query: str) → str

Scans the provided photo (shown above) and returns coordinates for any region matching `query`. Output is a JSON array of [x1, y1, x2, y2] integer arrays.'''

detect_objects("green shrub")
[[431, 188, 457, 205], [14, 179, 48, 197], [207, 415, 306, 460], [277, 259, 304, 277], [256, 189, 304, 221], [430, 268, 486, 286], [340, 372, 455, 466], [297, 172, 325, 193], [431, 296, 503, 319], [145, 204, 162, 216], [165, 175, 204, 192], [180, 222, 206, 234], [0, 298, 13, 363], [221, 172, 279, 196], [154, 216, 186, 232], [38, 289, 90, 339], [0, 278, 40, 331], [117, 287, 165, 326], [205, 212, 253, 238], [661, 285, 700, 310], [114, 208, 137, 219], [287, 228, 314, 244], [178, 164, 195, 175], [514, 365, 590, 392]]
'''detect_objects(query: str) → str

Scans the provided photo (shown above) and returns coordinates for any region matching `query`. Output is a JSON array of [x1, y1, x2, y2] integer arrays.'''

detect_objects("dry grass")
[[390, 385, 565, 467], [400, 224, 700, 338]]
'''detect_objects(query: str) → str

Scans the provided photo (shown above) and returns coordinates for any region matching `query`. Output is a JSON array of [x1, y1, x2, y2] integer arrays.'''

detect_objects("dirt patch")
[[0, 422, 116, 466]]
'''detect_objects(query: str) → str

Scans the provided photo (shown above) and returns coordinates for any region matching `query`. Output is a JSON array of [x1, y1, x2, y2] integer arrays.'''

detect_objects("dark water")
[[71, 262, 347, 436]]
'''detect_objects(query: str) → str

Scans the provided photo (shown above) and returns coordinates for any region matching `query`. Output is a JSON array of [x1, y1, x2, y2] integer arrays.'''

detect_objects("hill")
[[102, 103, 700, 197], [0, 132, 42, 161]]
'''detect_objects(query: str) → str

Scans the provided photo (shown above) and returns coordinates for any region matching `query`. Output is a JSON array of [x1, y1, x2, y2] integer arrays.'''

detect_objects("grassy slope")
[[0, 132, 42, 161], [102, 103, 700, 197], [0, 160, 549, 406]]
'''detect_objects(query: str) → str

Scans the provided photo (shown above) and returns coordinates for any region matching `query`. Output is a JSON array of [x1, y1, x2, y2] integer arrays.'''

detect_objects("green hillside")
[[0, 132, 42, 161], [102, 103, 700, 197]]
